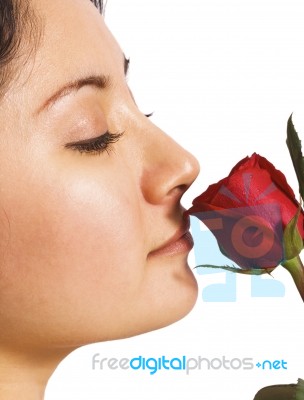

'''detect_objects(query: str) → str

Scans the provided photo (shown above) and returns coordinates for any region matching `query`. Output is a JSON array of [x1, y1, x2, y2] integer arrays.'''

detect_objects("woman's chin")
[[134, 268, 198, 336], [163, 271, 198, 325], [58, 262, 199, 345]]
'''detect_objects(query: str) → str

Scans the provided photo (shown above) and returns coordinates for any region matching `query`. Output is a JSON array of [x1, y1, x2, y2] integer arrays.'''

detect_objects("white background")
[[45, 1, 304, 399]]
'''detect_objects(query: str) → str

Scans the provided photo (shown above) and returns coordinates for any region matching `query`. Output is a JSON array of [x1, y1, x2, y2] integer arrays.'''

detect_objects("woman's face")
[[0, 0, 199, 350]]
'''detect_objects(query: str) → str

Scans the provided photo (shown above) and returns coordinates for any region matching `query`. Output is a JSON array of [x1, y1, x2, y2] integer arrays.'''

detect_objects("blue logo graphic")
[[92, 354, 288, 374], [190, 214, 285, 302], [255, 360, 288, 370]]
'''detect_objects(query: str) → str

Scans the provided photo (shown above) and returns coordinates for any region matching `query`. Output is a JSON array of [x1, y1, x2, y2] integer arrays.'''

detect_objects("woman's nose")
[[140, 122, 200, 205]]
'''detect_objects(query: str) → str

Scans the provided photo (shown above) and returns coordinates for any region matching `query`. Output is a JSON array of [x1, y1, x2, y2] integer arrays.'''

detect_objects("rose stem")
[[282, 255, 304, 302]]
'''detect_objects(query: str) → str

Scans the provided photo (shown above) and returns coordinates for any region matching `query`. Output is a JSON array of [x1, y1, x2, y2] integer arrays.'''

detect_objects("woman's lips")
[[148, 224, 194, 258]]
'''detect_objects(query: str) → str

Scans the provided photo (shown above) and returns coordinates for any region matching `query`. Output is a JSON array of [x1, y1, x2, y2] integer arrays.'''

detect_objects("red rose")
[[187, 153, 304, 269]]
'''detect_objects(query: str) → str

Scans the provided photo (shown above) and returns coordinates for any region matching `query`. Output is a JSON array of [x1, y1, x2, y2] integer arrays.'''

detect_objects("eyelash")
[[64, 113, 152, 156], [65, 131, 124, 156]]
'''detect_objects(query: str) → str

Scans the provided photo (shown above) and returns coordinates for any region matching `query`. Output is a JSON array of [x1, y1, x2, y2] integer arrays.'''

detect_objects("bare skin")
[[0, 0, 200, 398]]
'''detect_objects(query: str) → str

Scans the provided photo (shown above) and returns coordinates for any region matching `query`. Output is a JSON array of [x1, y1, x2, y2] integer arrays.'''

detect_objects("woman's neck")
[[0, 382, 45, 400], [0, 344, 72, 400]]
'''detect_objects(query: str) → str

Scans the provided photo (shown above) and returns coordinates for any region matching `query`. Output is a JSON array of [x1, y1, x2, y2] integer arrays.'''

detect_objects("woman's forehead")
[[5, 0, 123, 116]]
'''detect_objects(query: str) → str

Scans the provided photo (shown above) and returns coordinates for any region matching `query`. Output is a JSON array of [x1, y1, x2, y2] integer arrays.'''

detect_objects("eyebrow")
[[36, 54, 130, 115]]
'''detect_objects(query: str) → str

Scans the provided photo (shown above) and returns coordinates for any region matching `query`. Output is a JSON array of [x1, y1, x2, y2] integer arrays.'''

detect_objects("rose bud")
[[187, 153, 304, 272]]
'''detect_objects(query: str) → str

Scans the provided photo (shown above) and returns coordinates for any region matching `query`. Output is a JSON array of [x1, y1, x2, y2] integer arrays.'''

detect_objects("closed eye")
[[64, 131, 124, 156]]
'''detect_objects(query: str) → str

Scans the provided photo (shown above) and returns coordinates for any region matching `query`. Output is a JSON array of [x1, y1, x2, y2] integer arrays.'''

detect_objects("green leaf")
[[286, 114, 304, 199], [253, 379, 304, 400], [283, 205, 304, 261], [296, 378, 304, 400], [195, 264, 275, 275], [253, 383, 297, 400]]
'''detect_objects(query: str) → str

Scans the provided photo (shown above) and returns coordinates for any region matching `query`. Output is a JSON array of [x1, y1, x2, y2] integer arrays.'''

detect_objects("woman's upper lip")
[[149, 216, 191, 254]]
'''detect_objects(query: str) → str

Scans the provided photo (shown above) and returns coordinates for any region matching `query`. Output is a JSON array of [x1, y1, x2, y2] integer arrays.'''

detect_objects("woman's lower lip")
[[148, 231, 194, 257]]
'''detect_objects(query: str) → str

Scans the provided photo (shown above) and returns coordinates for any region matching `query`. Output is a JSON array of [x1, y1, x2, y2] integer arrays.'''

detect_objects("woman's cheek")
[[3, 154, 145, 298], [55, 165, 143, 260]]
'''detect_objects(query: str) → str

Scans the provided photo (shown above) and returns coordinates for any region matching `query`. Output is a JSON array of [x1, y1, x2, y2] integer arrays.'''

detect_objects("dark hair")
[[90, 0, 104, 13], [0, 0, 33, 95], [0, 0, 103, 97]]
